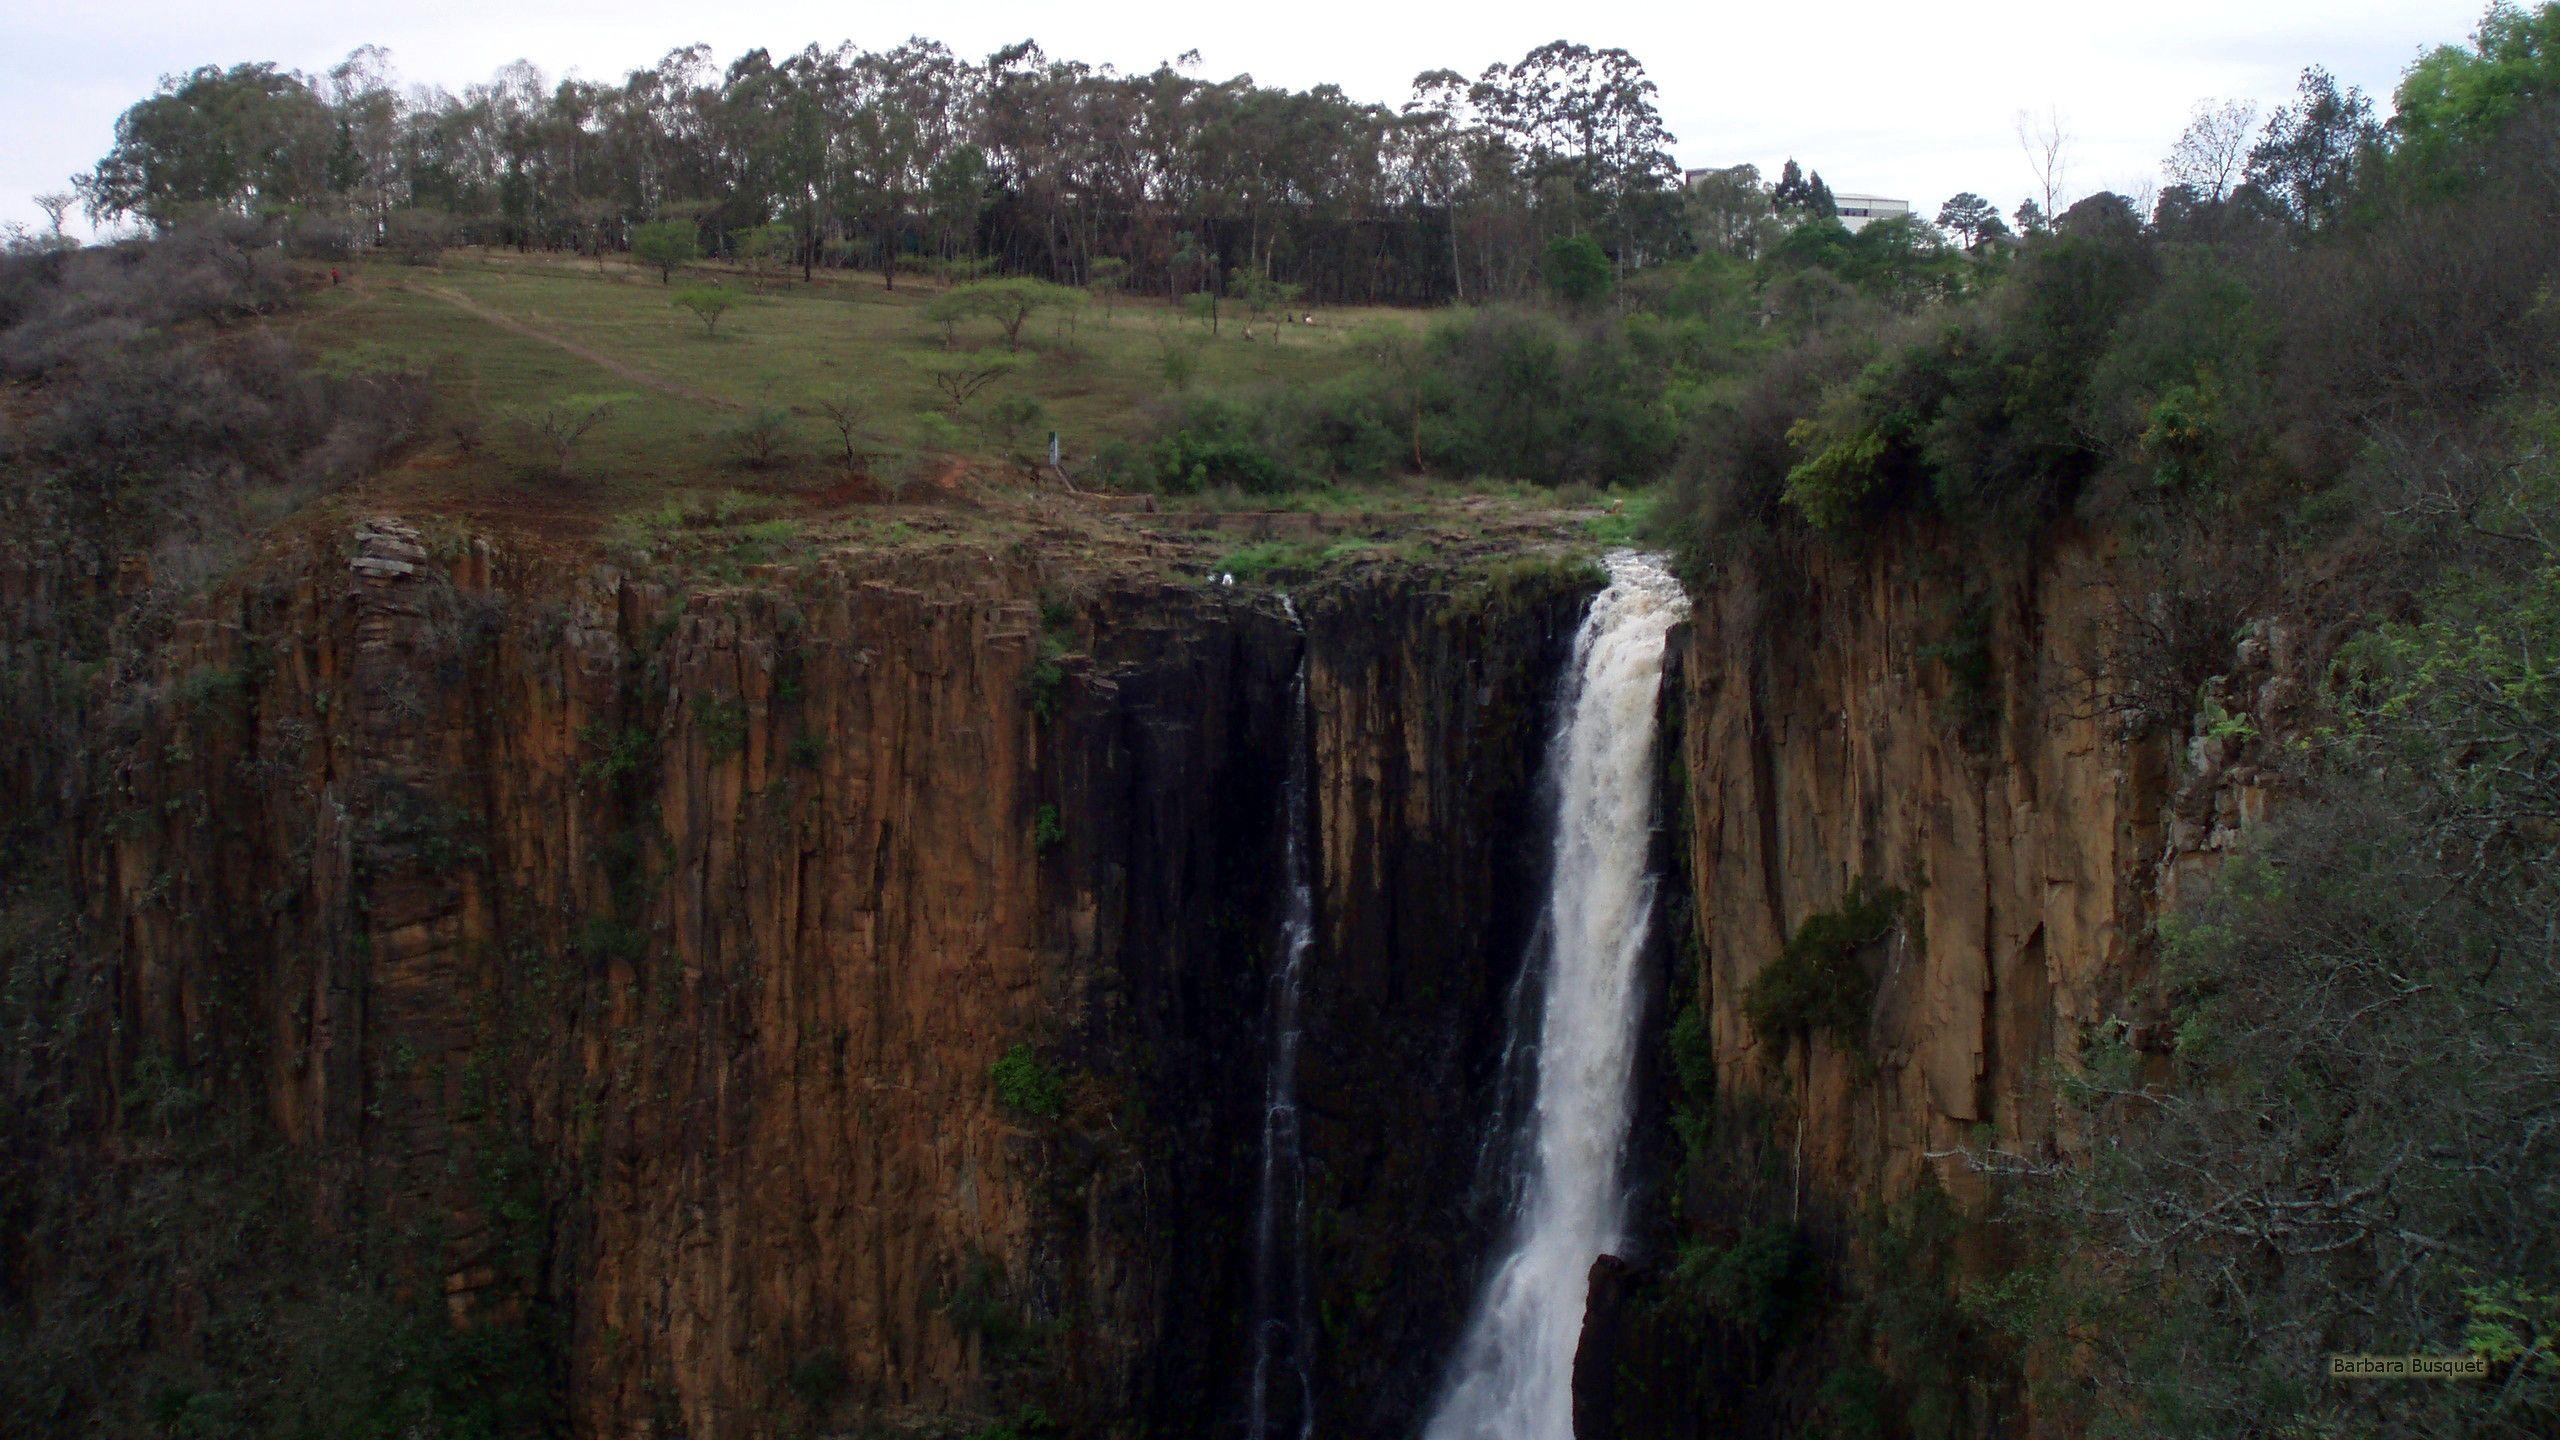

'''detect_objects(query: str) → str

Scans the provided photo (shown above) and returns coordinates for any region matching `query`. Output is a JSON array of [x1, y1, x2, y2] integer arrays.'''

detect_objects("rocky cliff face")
[[1676, 524, 2160, 1203], [13, 491, 2302, 1439], [1575, 520, 2305, 1437], [23, 511, 1598, 1440]]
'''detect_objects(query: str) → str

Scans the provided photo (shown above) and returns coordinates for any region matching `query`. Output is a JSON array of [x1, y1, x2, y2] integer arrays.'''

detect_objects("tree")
[[1688, 164, 1771, 257], [1228, 267, 1304, 338], [672, 286, 736, 336], [1803, 173, 1837, 219], [1935, 192, 2004, 250], [924, 143, 991, 266], [715, 404, 794, 469], [1542, 232, 1612, 308], [738, 222, 795, 278], [33, 193, 75, 240], [1170, 230, 1217, 332], [504, 394, 622, 480], [1839, 215, 1960, 309], [78, 63, 337, 226], [2162, 100, 2259, 204], [1772, 159, 1815, 214], [2394, 2, 2560, 164], [632, 219, 699, 283], [1466, 42, 1682, 266], [2244, 67, 2382, 229], [924, 352, 1016, 411], [1765, 216, 1855, 272], [1086, 256, 1129, 314], [816, 393, 881, 470], [927, 278, 1084, 351], [2015, 104, 2072, 220], [1400, 71, 1477, 297]]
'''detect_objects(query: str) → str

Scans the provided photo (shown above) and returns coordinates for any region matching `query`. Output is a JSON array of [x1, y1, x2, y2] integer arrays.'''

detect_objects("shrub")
[[738, 222, 796, 278], [1674, 1222, 1812, 1342], [502, 394, 621, 481], [1025, 637, 1067, 723], [285, 215, 358, 261], [1417, 306, 1678, 486], [691, 693, 749, 759], [988, 392, 1049, 454], [382, 208, 456, 266], [924, 352, 1015, 412], [815, 392, 879, 471], [631, 218, 699, 282], [1030, 802, 1064, 851], [715, 405, 793, 469], [1779, 421, 1892, 530], [786, 1352, 847, 1413], [927, 277, 1086, 351], [908, 410, 969, 455], [672, 285, 736, 336], [966, 1405, 1059, 1440], [1147, 393, 1293, 495], [1742, 882, 1903, 1052], [1988, 441, 2560, 1435], [1543, 232, 1613, 308], [990, 1044, 1064, 1117]]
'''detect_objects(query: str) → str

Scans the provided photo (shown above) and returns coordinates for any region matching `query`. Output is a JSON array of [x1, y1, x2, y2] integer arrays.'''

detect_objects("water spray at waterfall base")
[[1423, 552, 1689, 1440]]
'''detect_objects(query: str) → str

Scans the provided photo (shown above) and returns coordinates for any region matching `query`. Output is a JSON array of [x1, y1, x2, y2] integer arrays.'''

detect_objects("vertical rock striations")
[[37, 517, 1602, 1440]]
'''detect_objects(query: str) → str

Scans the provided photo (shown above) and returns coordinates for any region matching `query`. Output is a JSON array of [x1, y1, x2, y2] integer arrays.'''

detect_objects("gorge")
[[11, 12, 2560, 1432], [1, 491, 2271, 1439]]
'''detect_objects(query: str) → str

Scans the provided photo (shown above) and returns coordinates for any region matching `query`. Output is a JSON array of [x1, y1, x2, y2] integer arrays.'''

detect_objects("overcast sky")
[[2, 0, 2494, 237]]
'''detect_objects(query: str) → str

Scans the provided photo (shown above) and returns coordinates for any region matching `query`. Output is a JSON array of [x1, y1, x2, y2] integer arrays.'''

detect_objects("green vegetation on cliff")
[[1616, 9, 2560, 1439]]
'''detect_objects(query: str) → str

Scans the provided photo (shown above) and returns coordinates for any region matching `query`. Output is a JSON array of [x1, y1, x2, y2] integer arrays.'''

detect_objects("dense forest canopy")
[[64, 37, 1690, 304]]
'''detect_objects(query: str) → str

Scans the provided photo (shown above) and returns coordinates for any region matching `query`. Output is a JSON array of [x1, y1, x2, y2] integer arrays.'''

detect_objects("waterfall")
[[1422, 551, 1690, 1440], [1247, 599, 1319, 1440]]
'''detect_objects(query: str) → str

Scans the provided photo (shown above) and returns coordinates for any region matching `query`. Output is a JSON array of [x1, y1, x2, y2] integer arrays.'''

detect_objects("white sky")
[[1, 0, 2493, 237]]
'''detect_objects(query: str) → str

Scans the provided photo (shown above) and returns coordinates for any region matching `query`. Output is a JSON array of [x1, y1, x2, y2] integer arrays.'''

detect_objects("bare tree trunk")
[[1448, 202, 1464, 303]]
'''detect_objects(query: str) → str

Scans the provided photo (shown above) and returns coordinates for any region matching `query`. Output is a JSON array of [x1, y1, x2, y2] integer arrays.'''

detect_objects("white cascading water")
[[1423, 551, 1690, 1440], [1247, 598, 1318, 1440]]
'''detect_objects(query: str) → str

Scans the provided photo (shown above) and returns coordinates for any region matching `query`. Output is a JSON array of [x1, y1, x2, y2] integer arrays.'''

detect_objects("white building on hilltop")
[[1832, 193, 1912, 233], [1684, 166, 1913, 233]]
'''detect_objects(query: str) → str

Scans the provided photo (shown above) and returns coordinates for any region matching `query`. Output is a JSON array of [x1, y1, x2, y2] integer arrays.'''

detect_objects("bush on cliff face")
[[1672, 1222, 1812, 1343], [1742, 883, 1904, 1054], [991, 1045, 1065, 1118]]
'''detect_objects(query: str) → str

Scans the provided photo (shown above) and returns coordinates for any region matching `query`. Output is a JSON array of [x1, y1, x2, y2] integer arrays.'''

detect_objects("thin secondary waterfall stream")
[[1423, 551, 1691, 1440], [1246, 600, 1318, 1440]]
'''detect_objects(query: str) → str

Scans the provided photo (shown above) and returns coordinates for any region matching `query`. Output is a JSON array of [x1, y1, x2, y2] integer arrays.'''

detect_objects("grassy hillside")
[[310, 249, 1420, 497], [267, 248, 1635, 591]]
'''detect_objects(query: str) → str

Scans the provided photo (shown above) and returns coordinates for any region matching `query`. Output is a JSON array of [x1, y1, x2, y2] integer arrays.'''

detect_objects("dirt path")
[[412, 283, 741, 411]]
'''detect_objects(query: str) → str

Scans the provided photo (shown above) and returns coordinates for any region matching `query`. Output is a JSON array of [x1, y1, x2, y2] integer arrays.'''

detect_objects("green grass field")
[[290, 249, 1614, 586], [311, 249, 1417, 493]]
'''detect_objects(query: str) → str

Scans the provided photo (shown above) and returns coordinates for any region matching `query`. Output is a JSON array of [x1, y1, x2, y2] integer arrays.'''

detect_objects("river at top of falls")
[[1422, 550, 1690, 1440]]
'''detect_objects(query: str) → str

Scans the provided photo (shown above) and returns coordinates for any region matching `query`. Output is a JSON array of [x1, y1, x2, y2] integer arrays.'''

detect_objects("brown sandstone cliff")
[[14, 486, 2311, 1440], [1576, 519, 2306, 1438], [30, 512, 1596, 1440]]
